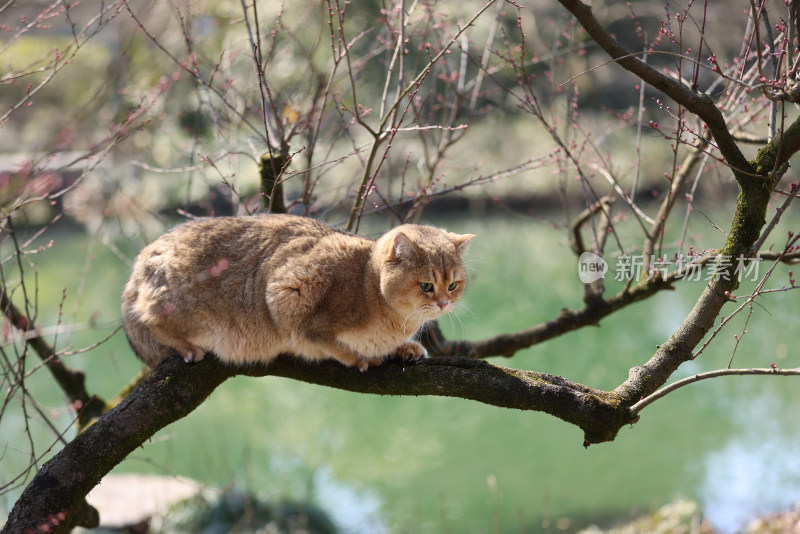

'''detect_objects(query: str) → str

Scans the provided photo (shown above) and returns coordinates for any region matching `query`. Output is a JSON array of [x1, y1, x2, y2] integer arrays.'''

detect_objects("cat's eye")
[[420, 282, 433, 293], [447, 281, 458, 291]]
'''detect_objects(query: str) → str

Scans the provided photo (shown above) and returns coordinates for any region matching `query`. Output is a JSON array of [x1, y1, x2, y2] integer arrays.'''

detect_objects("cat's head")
[[375, 224, 475, 327]]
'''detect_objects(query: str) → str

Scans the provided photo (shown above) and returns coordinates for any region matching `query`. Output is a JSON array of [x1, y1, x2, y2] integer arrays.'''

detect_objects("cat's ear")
[[450, 233, 475, 256], [390, 232, 417, 261]]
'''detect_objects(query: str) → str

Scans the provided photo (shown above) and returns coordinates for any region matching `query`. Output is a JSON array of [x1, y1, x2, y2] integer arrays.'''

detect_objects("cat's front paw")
[[393, 342, 427, 362]]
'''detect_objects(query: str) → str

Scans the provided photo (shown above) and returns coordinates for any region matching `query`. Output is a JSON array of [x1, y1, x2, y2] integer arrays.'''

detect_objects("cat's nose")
[[436, 301, 448, 310]]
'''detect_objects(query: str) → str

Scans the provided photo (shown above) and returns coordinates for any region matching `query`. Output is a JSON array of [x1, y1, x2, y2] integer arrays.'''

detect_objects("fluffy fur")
[[121, 214, 474, 372]]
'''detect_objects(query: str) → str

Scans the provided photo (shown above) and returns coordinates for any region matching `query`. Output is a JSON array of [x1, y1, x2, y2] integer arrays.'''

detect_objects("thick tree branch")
[[557, 0, 751, 176], [249, 355, 632, 443], [751, 116, 800, 176], [615, 133, 793, 404], [3, 356, 236, 533], [556, 0, 800, 407], [259, 151, 288, 214], [3, 353, 635, 532], [614, 280, 726, 403]]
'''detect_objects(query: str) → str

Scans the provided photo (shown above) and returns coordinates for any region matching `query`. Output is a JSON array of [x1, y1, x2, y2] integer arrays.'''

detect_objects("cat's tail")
[[121, 307, 174, 369]]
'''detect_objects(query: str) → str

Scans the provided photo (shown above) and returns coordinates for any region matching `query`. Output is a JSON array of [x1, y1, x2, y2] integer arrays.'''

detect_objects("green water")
[[2, 215, 800, 533]]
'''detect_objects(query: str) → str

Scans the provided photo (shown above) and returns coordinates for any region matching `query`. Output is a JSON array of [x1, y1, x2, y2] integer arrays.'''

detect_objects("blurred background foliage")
[[2, 1, 800, 533], [1, 0, 759, 238]]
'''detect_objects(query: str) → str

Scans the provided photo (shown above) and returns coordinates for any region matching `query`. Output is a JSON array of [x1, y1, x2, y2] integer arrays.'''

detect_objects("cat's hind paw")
[[393, 342, 427, 362], [333, 352, 376, 373], [179, 345, 206, 364], [183, 353, 200, 363]]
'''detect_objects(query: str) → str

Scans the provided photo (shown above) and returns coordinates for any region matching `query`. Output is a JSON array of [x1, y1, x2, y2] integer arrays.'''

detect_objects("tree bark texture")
[[2, 353, 635, 533], [2, 357, 236, 533]]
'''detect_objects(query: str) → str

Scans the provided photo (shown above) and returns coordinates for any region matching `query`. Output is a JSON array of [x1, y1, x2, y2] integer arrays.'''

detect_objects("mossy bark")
[[2, 353, 635, 533], [615, 122, 792, 404]]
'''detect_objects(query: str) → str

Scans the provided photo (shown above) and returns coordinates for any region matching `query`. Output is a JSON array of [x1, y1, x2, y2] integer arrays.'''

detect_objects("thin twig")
[[631, 366, 800, 414], [750, 181, 800, 255]]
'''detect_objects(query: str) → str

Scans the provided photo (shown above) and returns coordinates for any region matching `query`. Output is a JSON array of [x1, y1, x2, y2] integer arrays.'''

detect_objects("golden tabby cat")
[[122, 214, 474, 372]]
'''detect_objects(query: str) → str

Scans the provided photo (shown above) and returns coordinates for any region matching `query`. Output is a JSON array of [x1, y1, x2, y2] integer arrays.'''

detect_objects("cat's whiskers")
[[453, 300, 476, 322], [441, 302, 478, 356], [402, 307, 429, 335]]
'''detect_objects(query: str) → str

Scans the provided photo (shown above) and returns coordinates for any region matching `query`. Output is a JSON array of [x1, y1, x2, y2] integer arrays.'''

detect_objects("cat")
[[121, 214, 474, 372]]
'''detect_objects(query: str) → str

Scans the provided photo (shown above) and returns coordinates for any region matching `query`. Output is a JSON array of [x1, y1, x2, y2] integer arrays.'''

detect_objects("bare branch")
[[571, 195, 615, 256], [641, 133, 711, 276], [0, 286, 106, 428], [631, 366, 800, 414], [425, 271, 680, 359], [557, 0, 752, 177], [345, 0, 499, 232]]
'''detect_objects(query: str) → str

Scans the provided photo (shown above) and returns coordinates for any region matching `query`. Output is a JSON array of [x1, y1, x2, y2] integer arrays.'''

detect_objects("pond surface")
[[1, 214, 799, 533]]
